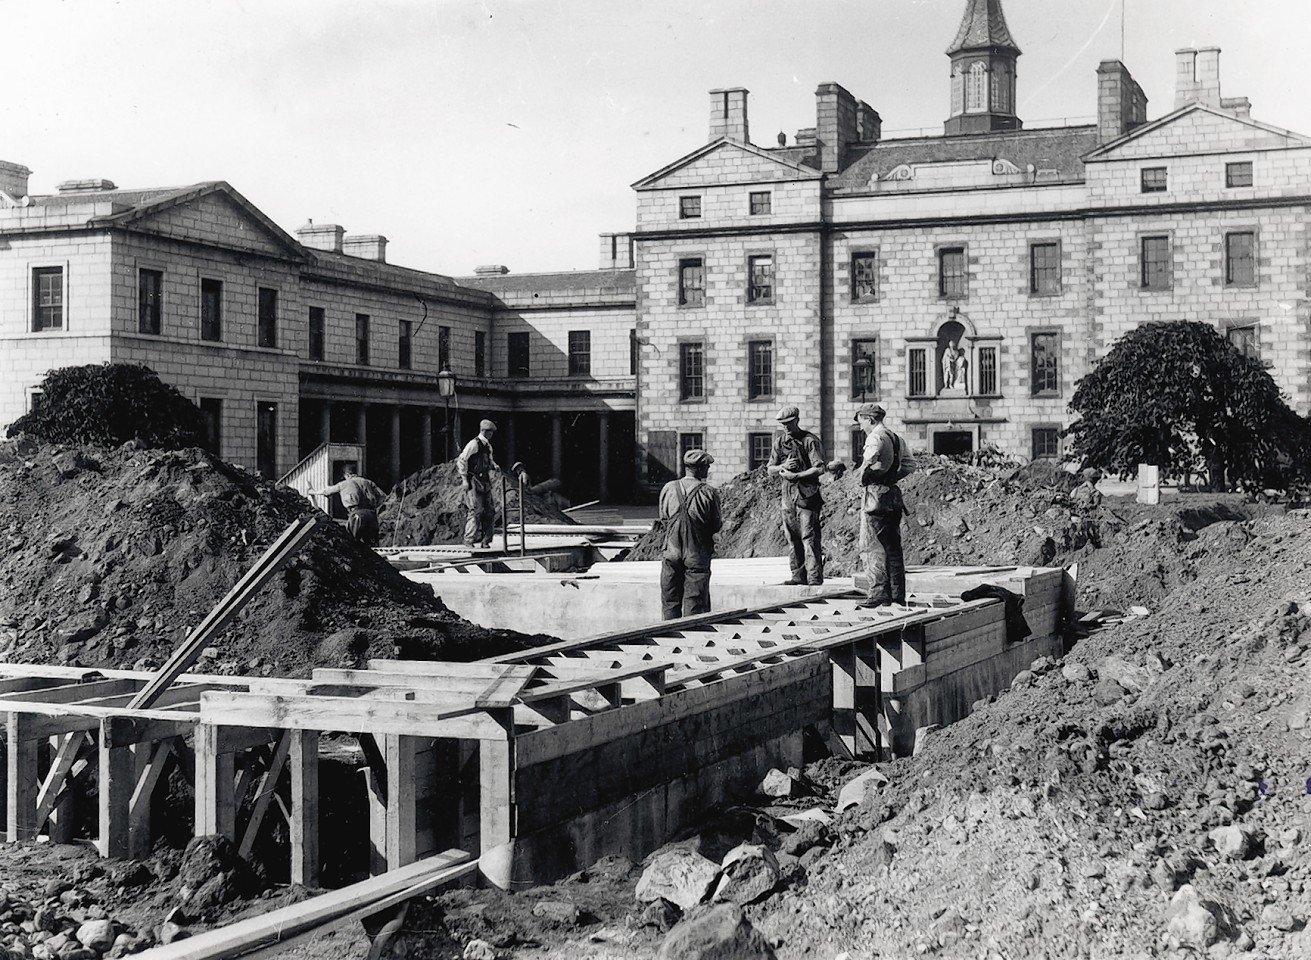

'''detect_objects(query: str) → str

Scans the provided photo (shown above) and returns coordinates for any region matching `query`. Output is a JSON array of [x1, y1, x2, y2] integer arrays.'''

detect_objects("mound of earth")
[[626, 457, 1278, 611], [378, 462, 576, 547], [383, 511, 1311, 960], [0, 438, 551, 677]]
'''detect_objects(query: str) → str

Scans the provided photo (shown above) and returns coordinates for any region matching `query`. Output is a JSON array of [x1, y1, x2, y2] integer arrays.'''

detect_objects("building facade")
[[3, 0, 1309, 503], [631, 0, 1311, 488], [0, 174, 637, 499]]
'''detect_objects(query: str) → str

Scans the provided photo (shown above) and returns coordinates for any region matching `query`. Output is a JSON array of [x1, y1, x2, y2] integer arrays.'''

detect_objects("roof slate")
[[947, 0, 1020, 55], [830, 125, 1098, 190], [460, 269, 636, 299]]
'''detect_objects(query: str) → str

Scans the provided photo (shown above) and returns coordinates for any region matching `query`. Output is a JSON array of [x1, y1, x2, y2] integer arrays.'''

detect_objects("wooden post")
[[43, 733, 80, 843], [852, 636, 881, 760], [6, 712, 38, 842], [194, 724, 236, 840], [385, 735, 417, 871], [479, 709, 515, 860], [289, 730, 319, 887], [830, 643, 858, 759], [99, 718, 134, 859], [130, 739, 176, 860]]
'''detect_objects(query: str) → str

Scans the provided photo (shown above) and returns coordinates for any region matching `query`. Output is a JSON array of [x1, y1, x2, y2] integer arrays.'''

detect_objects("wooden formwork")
[[1, 568, 1065, 890], [0, 665, 308, 863]]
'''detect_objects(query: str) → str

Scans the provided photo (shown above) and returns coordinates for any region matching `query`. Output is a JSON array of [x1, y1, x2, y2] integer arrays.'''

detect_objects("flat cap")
[[775, 404, 800, 423], [479, 419, 497, 431], [1081, 467, 1102, 481], [683, 448, 715, 467], [852, 402, 886, 422]]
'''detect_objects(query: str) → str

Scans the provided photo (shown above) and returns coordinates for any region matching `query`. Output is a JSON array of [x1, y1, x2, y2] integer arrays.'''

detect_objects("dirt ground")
[[1, 442, 1308, 959]]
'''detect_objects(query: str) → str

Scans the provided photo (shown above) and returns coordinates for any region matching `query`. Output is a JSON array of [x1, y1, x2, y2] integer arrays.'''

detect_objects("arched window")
[[951, 68, 964, 115], [966, 62, 987, 113], [991, 64, 1010, 113]]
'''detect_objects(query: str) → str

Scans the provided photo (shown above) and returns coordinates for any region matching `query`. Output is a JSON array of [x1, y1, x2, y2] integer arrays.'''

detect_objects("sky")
[[5, 0, 1306, 276]]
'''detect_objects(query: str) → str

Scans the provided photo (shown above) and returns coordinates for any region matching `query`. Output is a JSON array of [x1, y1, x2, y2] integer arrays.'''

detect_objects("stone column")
[[551, 413, 563, 481], [598, 412, 611, 502], [420, 409, 433, 468], [356, 404, 369, 474], [503, 416, 517, 467], [389, 406, 402, 486]]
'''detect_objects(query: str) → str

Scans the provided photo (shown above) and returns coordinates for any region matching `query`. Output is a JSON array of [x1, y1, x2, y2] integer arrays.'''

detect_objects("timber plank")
[[197, 692, 509, 740], [134, 849, 474, 960], [515, 651, 829, 768]]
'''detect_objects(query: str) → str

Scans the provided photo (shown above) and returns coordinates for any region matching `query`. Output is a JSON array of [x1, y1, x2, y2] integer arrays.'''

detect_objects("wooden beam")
[[129, 515, 327, 710], [198, 692, 509, 741], [474, 666, 537, 710], [290, 730, 319, 887], [194, 724, 237, 841], [34, 732, 88, 833], [0, 678, 141, 705], [129, 738, 176, 860], [384, 736, 418, 872], [6, 713, 39, 841], [478, 714, 514, 870], [129, 849, 475, 960], [99, 717, 135, 859], [238, 732, 293, 861]]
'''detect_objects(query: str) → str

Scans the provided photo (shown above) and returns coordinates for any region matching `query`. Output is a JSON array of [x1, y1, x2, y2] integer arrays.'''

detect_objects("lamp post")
[[436, 368, 457, 462]]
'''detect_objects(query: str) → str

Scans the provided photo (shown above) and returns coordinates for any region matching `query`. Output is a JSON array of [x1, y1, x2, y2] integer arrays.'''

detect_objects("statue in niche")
[[941, 340, 968, 392]]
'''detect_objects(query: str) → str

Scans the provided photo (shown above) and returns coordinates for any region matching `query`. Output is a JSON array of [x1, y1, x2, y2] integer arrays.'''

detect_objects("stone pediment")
[[633, 140, 821, 190], [1085, 103, 1311, 161], [90, 183, 303, 260]]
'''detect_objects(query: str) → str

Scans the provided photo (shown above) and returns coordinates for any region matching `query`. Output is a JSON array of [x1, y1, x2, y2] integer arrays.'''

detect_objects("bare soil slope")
[[0, 438, 549, 677]]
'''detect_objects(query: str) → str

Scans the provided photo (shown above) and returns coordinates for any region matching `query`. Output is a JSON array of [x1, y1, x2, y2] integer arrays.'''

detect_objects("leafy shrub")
[[6, 363, 206, 450]]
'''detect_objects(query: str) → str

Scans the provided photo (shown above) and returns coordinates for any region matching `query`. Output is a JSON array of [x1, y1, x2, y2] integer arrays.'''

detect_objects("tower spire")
[[945, 0, 1023, 135]]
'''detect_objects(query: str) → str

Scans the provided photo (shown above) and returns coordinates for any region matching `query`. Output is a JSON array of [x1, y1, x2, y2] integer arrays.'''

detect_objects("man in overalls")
[[766, 405, 826, 586], [456, 419, 499, 548], [658, 449, 722, 620]]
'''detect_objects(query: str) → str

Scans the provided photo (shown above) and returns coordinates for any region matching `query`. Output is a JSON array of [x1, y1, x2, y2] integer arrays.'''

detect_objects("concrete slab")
[[402, 558, 1045, 639]]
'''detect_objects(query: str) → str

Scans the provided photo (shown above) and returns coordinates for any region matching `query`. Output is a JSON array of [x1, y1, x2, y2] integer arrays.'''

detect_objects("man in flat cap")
[[766, 404, 826, 585], [658, 449, 723, 620], [854, 403, 906, 608], [457, 419, 500, 548]]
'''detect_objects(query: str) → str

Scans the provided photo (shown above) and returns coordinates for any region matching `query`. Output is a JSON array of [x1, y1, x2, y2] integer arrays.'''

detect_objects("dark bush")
[[6, 363, 206, 450]]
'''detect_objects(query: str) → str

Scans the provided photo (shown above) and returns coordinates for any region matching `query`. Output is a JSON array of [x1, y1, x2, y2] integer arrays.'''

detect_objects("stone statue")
[[941, 340, 968, 391]]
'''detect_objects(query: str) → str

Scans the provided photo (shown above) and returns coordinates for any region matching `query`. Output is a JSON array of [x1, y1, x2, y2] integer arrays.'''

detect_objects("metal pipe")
[[501, 473, 509, 553], [518, 473, 526, 556]]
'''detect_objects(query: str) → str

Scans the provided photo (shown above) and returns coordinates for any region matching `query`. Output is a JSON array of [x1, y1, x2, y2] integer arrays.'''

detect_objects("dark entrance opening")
[[933, 431, 974, 456]]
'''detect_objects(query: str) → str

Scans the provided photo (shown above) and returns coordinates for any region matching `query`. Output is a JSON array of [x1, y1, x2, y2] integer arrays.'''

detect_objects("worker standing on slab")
[[766, 404, 826, 586], [659, 449, 723, 620], [457, 419, 499, 549], [854, 403, 906, 609], [308, 464, 385, 547]]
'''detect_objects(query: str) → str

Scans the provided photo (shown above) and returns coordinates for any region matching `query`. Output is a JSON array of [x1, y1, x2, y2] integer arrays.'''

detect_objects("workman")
[[456, 419, 500, 548], [308, 464, 385, 547], [658, 449, 723, 620], [766, 404, 826, 586], [1071, 467, 1104, 513], [854, 402, 906, 608]]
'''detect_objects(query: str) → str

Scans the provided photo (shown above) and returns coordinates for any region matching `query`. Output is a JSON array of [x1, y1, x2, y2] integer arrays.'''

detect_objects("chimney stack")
[[708, 88, 750, 143], [1096, 60, 1148, 143], [0, 160, 30, 201], [599, 232, 634, 270], [1175, 47, 1224, 109], [296, 221, 345, 253], [855, 101, 882, 144], [815, 83, 859, 173], [342, 234, 388, 263]]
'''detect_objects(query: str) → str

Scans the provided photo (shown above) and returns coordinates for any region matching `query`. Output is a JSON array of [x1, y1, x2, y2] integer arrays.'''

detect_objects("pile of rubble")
[[0, 438, 548, 678]]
